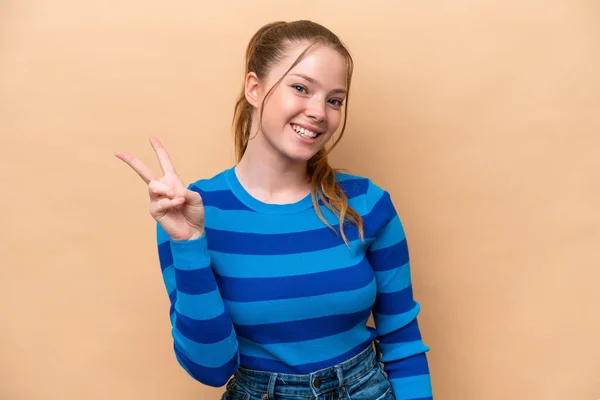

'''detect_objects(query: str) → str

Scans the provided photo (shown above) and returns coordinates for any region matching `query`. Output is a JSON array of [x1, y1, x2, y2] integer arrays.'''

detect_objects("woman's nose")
[[305, 98, 326, 122]]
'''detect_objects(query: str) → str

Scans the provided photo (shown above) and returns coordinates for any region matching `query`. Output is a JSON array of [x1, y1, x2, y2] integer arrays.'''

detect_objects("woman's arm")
[[366, 181, 433, 400], [157, 223, 239, 387]]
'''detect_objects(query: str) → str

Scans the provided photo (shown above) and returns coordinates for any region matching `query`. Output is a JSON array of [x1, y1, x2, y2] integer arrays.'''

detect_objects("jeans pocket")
[[345, 365, 394, 400], [221, 378, 251, 400]]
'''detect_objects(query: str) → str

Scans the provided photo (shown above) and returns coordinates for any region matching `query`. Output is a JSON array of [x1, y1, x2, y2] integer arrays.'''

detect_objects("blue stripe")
[[162, 265, 176, 294], [379, 340, 430, 365], [375, 262, 411, 293], [175, 291, 225, 320], [369, 215, 405, 251], [379, 319, 422, 343], [157, 241, 173, 271], [175, 267, 218, 295], [174, 345, 238, 387], [192, 187, 254, 211], [224, 278, 377, 325], [385, 353, 430, 378], [209, 241, 366, 278], [374, 286, 416, 315], [215, 257, 374, 302], [205, 224, 360, 255], [337, 177, 369, 199], [363, 192, 396, 238], [235, 306, 373, 344], [373, 303, 420, 336], [239, 339, 375, 374], [204, 194, 367, 234], [172, 324, 238, 368], [168, 289, 177, 316], [237, 322, 373, 364], [368, 239, 410, 271], [175, 311, 234, 344]]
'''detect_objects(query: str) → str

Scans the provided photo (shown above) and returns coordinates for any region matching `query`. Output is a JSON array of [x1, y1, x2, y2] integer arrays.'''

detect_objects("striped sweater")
[[156, 167, 433, 400]]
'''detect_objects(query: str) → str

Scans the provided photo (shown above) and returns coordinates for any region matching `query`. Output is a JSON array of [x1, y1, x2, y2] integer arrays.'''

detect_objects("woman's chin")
[[283, 153, 316, 163], [282, 145, 324, 163]]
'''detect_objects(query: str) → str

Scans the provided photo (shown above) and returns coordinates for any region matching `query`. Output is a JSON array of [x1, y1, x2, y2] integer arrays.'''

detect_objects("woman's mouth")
[[291, 123, 321, 139]]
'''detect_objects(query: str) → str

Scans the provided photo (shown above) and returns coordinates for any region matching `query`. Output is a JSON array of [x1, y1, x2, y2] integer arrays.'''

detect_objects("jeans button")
[[313, 377, 321, 388]]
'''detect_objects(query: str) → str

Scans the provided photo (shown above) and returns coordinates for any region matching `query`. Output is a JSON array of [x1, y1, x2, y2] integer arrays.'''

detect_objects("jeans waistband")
[[233, 342, 378, 398]]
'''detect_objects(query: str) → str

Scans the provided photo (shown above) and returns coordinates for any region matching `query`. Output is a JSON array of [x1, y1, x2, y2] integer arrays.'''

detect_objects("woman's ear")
[[245, 72, 260, 108]]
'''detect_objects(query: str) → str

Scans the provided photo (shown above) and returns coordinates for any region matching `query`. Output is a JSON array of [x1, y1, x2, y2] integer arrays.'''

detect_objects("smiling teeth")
[[292, 124, 318, 138]]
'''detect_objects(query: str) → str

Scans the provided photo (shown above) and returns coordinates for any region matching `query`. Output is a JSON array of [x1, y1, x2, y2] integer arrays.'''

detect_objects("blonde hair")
[[232, 20, 364, 244]]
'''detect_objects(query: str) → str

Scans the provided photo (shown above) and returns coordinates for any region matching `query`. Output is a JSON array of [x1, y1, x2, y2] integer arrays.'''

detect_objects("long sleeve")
[[156, 224, 239, 387], [366, 182, 433, 400]]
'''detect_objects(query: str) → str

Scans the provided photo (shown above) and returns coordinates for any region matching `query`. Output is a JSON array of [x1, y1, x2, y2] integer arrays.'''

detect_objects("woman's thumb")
[[184, 189, 203, 205]]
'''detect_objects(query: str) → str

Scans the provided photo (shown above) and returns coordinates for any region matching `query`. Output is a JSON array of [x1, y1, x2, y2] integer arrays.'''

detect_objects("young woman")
[[116, 20, 433, 400]]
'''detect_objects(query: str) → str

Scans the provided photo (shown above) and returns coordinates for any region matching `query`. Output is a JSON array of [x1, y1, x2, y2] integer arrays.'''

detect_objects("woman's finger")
[[149, 137, 176, 176], [151, 196, 185, 215], [148, 180, 174, 200], [115, 152, 155, 184]]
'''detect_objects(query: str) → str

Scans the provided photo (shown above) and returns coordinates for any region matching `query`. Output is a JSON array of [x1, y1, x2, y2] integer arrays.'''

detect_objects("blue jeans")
[[221, 343, 395, 400]]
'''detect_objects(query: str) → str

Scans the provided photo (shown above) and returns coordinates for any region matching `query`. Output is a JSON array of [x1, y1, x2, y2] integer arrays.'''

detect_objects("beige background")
[[1, 1, 599, 399]]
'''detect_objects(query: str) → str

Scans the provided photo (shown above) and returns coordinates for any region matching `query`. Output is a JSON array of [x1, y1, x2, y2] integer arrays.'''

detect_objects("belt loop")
[[267, 373, 278, 399], [309, 372, 318, 398], [335, 365, 344, 388]]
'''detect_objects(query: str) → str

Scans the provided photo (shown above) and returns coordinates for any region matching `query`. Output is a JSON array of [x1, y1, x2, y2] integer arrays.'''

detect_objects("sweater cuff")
[[390, 374, 433, 400], [170, 232, 210, 271]]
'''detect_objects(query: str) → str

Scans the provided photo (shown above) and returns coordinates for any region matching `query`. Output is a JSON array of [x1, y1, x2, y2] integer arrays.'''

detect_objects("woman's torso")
[[196, 167, 381, 374]]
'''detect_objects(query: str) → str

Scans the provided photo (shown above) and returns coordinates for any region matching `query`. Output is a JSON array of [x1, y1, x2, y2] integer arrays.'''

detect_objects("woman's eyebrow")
[[289, 73, 347, 95]]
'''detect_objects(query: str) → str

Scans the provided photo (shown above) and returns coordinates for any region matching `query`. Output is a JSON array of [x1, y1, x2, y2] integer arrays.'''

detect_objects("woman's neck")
[[235, 137, 311, 205]]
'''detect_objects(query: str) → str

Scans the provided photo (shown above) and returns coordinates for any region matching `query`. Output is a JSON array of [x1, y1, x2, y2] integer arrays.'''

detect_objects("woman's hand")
[[115, 137, 204, 241]]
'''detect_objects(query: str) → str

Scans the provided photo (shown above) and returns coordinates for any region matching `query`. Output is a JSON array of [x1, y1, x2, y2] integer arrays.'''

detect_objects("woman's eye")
[[292, 85, 307, 94], [329, 99, 344, 107]]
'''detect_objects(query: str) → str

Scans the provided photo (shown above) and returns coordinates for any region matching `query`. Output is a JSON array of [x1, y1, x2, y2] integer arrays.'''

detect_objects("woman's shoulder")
[[334, 169, 388, 202], [186, 167, 231, 193]]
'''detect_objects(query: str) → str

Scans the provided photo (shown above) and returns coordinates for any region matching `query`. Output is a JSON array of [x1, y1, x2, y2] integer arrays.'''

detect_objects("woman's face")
[[246, 42, 348, 163]]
